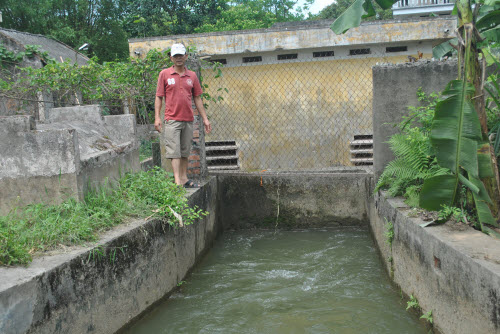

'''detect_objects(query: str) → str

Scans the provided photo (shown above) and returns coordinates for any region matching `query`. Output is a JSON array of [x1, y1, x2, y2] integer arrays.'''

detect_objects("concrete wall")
[[0, 106, 140, 215], [0, 178, 219, 334], [203, 57, 404, 170], [215, 171, 372, 229], [128, 17, 455, 57], [370, 191, 500, 334], [372, 59, 458, 178], [129, 17, 455, 171], [0, 116, 81, 213]]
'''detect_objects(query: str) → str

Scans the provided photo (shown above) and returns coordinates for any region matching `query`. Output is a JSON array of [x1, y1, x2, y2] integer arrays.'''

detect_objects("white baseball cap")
[[171, 43, 186, 56]]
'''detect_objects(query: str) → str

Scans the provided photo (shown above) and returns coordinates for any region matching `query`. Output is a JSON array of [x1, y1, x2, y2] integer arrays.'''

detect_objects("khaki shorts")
[[163, 120, 193, 158]]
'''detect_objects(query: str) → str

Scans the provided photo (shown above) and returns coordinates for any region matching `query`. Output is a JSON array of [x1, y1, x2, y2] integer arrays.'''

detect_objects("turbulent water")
[[125, 227, 426, 334]]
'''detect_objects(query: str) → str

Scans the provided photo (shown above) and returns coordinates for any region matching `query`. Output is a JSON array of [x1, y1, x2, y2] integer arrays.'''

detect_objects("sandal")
[[183, 179, 200, 188]]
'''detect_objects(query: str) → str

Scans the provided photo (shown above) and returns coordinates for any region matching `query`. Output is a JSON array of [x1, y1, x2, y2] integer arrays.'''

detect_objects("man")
[[155, 43, 212, 188]]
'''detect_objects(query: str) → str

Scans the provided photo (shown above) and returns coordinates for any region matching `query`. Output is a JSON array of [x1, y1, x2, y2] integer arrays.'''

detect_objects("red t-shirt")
[[155, 66, 203, 122]]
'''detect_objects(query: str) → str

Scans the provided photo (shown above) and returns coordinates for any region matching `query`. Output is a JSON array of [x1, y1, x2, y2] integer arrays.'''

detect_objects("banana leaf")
[[433, 39, 458, 60], [420, 174, 459, 210], [430, 80, 482, 176], [330, 0, 397, 34], [420, 80, 493, 211]]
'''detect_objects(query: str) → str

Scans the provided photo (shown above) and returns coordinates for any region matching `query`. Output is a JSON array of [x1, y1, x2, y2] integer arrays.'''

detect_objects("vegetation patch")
[[0, 167, 207, 266]]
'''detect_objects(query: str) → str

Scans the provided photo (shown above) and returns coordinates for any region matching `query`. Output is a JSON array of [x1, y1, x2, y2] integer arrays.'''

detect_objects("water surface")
[[126, 227, 426, 334]]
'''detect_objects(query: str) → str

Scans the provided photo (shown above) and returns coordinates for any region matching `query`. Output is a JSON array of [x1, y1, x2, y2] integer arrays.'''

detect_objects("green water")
[[125, 227, 427, 334]]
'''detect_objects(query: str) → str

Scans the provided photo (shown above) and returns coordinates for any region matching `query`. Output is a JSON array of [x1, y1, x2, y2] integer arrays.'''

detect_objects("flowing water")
[[125, 227, 426, 334]]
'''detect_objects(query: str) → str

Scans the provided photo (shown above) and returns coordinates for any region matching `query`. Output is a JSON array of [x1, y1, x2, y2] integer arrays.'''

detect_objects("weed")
[[420, 310, 433, 324], [88, 246, 105, 263], [438, 205, 467, 223], [177, 280, 186, 287], [406, 294, 420, 310], [384, 219, 394, 247]]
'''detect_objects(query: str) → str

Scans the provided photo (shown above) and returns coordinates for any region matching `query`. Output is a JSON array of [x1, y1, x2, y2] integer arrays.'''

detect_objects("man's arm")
[[194, 95, 212, 134], [154, 95, 163, 133]]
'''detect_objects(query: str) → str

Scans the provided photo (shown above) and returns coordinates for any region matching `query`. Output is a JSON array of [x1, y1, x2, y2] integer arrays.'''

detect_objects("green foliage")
[[485, 62, 500, 157], [330, 0, 397, 34], [374, 89, 450, 206], [0, 0, 130, 62], [384, 219, 394, 247], [0, 0, 314, 57], [314, 0, 392, 22], [4, 48, 225, 124], [438, 205, 467, 223], [194, 1, 279, 32], [406, 294, 420, 311], [0, 168, 207, 266], [420, 310, 433, 324], [419, 80, 497, 228]]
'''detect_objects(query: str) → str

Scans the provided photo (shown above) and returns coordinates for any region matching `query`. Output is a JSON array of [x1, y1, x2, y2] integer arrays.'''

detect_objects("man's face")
[[171, 53, 188, 66]]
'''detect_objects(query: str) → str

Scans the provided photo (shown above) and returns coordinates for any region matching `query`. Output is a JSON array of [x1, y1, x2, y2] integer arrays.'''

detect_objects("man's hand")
[[155, 119, 162, 133], [204, 118, 212, 134]]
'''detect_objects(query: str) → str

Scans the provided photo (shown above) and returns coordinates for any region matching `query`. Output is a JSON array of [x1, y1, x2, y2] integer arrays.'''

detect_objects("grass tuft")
[[0, 167, 207, 266]]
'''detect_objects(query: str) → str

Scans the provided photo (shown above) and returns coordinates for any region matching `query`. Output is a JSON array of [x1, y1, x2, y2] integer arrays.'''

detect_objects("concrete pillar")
[[372, 60, 458, 180]]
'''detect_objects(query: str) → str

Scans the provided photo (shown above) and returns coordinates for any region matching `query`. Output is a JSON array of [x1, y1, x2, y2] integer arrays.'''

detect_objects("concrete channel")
[[1, 172, 500, 334]]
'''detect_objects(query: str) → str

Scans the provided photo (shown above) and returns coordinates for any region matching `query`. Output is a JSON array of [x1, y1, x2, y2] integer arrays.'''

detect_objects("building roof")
[[0, 28, 89, 65]]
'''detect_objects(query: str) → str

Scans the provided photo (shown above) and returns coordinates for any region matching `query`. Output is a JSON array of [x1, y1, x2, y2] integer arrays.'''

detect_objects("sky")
[[307, 0, 335, 14]]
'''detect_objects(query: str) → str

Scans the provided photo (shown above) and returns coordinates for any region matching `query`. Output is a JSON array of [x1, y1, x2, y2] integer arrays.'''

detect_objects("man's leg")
[[170, 157, 189, 186], [171, 158, 183, 186], [180, 157, 189, 184]]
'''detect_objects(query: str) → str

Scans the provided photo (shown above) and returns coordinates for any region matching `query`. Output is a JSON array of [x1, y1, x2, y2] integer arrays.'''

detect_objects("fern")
[[374, 90, 450, 206]]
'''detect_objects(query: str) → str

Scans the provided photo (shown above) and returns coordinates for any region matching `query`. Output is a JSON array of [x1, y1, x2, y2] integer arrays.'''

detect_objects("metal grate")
[[277, 53, 298, 60], [242, 56, 262, 63], [350, 134, 373, 166], [349, 48, 371, 56], [313, 51, 335, 58], [386, 46, 408, 53], [205, 140, 239, 170]]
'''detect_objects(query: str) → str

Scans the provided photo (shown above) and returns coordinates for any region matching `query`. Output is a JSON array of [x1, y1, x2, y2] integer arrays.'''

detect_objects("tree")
[[0, 0, 130, 62], [315, 0, 392, 21]]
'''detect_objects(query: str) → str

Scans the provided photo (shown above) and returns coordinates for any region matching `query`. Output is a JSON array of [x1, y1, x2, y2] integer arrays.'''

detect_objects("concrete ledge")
[[371, 191, 500, 334], [0, 177, 218, 334], [45, 105, 103, 124], [216, 171, 373, 229]]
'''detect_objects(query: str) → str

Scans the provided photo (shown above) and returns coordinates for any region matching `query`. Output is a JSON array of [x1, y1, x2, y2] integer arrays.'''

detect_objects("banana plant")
[[331, 0, 500, 233], [418, 79, 498, 230]]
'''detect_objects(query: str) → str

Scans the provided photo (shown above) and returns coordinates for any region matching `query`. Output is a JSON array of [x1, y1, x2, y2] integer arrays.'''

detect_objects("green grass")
[[0, 167, 207, 266]]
